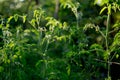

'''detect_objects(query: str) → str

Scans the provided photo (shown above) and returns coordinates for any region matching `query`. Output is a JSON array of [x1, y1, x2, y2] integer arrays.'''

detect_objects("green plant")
[[1, 0, 120, 80], [84, 0, 120, 79]]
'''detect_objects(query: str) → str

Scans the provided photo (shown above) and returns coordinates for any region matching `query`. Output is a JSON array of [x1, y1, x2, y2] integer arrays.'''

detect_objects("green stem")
[[106, 13, 110, 78], [76, 17, 79, 29], [106, 14, 110, 51]]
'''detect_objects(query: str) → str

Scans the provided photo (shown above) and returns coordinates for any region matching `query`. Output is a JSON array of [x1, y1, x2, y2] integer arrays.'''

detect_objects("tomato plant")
[[0, 0, 120, 80]]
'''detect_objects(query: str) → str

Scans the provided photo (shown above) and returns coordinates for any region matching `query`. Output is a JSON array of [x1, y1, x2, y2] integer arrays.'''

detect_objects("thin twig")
[[95, 59, 120, 65]]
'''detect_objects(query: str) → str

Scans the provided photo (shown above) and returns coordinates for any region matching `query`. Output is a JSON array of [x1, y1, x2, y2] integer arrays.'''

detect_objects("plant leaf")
[[100, 6, 107, 14]]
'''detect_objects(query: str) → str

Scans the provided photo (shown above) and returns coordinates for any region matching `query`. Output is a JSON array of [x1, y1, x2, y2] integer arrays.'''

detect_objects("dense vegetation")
[[0, 0, 120, 80]]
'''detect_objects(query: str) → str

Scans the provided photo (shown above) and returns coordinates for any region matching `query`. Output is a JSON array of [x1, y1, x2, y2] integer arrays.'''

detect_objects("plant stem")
[[106, 14, 110, 51], [106, 13, 110, 78], [76, 17, 79, 29]]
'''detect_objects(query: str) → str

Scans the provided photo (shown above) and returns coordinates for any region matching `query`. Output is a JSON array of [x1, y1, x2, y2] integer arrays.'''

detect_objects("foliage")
[[0, 0, 120, 80]]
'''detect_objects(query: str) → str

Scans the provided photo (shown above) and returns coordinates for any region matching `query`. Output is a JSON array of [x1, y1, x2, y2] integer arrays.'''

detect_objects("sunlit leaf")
[[30, 19, 36, 28], [7, 16, 13, 23], [94, 0, 109, 6], [100, 6, 107, 14], [22, 15, 26, 23], [14, 14, 19, 22], [108, 4, 111, 15]]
